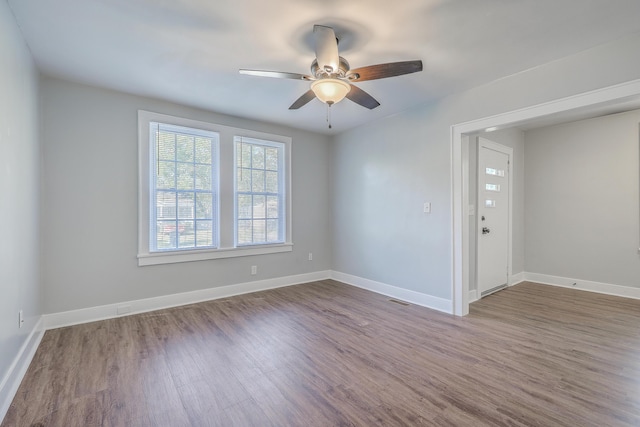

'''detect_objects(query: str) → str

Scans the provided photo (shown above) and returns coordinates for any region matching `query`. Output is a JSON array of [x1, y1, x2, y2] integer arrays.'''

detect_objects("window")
[[151, 123, 218, 251], [235, 137, 285, 246], [138, 111, 292, 266]]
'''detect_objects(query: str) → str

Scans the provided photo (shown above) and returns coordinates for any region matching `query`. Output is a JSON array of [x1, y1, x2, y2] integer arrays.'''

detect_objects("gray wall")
[[524, 110, 640, 287], [40, 77, 332, 314], [8, 5, 640, 324], [0, 0, 41, 396], [332, 32, 640, 301]]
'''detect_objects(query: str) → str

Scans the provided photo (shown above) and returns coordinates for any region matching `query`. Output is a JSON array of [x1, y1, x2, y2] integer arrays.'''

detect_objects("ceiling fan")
[[239, 25, 423, 113]]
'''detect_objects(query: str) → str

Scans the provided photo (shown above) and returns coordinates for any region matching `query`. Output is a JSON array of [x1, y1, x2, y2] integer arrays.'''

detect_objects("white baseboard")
[[44, 270, 332, 330], [0, 317, 45, 423], [510, 272, 525, 286], [524, 272, 640, 300], [331, 271, 453, 314], [468, 289, 478, 303], [43, 268, 457, 330]]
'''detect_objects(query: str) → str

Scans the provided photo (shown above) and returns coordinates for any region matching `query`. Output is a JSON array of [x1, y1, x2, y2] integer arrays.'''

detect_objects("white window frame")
[[138, 111, 292, 266], [234, 137, 286, 247], [150, 121, 220, 253]]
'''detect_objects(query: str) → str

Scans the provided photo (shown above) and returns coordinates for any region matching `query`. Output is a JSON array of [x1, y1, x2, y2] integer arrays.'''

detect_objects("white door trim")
[[451, 77, 640, 316], [476, 137, 513, 297]]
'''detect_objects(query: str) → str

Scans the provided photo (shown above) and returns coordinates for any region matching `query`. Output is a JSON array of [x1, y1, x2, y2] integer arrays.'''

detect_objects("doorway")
[[476, 138, 512, 297], [452, 78, 640, 316]]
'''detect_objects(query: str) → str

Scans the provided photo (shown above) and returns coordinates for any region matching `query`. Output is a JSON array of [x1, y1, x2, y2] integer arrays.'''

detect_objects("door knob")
[[482, 227, 490, 234]]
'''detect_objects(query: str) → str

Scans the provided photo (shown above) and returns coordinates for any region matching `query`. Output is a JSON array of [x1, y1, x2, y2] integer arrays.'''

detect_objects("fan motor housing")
[[311, 57, 350, 79]]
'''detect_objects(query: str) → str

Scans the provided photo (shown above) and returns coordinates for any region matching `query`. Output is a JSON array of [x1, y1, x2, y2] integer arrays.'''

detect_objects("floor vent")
[[480, 284, 507, 297], [388, 299, 410, 306]]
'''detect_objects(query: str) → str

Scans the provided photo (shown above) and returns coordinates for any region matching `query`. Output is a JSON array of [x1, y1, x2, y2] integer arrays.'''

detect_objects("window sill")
[[137, 243, 293, 266]]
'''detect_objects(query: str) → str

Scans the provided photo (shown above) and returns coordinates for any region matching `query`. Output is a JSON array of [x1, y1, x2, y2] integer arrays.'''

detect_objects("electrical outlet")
[[308, 252, 313, 261], [423, 202, 431, 214], [19, 310, 24, 328], [251, 265, 257, 275]]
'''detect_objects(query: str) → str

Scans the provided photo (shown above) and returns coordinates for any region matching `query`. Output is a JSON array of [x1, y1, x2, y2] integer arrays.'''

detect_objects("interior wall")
[[524, 109, 640, 287], [467, 128, 525, 294], [332, 31, 640, 302], [0, 0, 41, 394], [40, 76, 332, 314]]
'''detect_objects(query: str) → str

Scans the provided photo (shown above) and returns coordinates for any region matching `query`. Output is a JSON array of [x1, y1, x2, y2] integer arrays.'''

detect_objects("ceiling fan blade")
[[346, 60, 423, 82], [346, 85, 380, 110], [239, 69, 313, 81], [313, 25, 340, 74], [289, 90, 317, 110]]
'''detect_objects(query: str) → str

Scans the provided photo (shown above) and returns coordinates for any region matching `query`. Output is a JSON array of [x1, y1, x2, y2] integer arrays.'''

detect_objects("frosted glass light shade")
[[311, 78, 351, 105]]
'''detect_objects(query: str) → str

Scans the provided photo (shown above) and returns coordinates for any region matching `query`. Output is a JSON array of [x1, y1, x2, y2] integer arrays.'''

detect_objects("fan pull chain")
[[326, 103, 332, 129]]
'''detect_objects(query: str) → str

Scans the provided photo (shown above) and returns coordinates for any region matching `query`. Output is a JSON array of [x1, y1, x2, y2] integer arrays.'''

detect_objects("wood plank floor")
[[3, 280, 640, 426]]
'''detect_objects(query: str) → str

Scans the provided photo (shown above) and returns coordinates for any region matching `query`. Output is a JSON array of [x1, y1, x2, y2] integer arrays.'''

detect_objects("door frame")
[[451, 78, 640, 316], [475, 137, 513, 298]]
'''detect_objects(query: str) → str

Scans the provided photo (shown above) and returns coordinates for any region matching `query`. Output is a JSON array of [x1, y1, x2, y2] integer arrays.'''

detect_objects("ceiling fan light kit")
[[239, 24, 423, 127], [311, 78, 351, 105]]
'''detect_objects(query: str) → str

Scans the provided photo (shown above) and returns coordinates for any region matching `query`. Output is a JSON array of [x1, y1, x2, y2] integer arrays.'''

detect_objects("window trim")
[[138, 110, 292, 266], [234, 136, 286, 247], [150, 121, 220, 252]]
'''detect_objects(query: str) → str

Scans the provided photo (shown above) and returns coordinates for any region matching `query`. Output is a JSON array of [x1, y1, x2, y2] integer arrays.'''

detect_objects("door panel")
[[477, 138, 510, 296]]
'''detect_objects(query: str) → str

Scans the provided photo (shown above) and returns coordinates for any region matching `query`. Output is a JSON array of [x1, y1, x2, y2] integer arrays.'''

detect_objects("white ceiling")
[[8, 0, 640, 134]]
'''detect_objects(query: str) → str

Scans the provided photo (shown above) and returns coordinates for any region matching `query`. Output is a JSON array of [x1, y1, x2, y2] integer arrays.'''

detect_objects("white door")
[[477, 138, 511, 297]]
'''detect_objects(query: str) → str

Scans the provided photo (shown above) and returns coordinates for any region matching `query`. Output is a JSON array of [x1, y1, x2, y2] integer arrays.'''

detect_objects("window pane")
[[253, 195, 266, 219], [267, 219, 278, 241], [195, 164, 211, 190], [195, 220, 213, 247], [176, 134, 194, 162], [252, 170, 264, 193], [266, 196, 279, 219], [177, 163, 195, 190], [157, 161, 175, 189], [157, 220, 178, 249], [265, 171, 278, 193], [253, 219, 266, 243], [238, 142, 252, 168], [252, 145, 265, 169], [195, 193, 212, 219], [486, 167, 505, 177], [156, 191, 176, 220], [177, 220, 194, 247], [195, 137, 211, 164], [178, 193, 194, 219], [237, 220, 252, 245], [265, 148, 278, 171], [237, 195, 252, 219], [157, 131, 175, 160], [237, 168, 251, 192]]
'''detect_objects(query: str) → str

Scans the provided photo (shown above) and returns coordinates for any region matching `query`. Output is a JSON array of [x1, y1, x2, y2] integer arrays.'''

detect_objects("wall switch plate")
[[18, 310, 24, 328], [423, 202, 431, 214], [308, 252, 313, 261], [251, 265, 257, 275]]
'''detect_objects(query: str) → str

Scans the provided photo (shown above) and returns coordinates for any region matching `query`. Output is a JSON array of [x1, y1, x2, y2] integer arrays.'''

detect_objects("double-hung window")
[[235, 137, 285, 246], [152, 123, 218, 251], [138, 111, 292, 266]]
